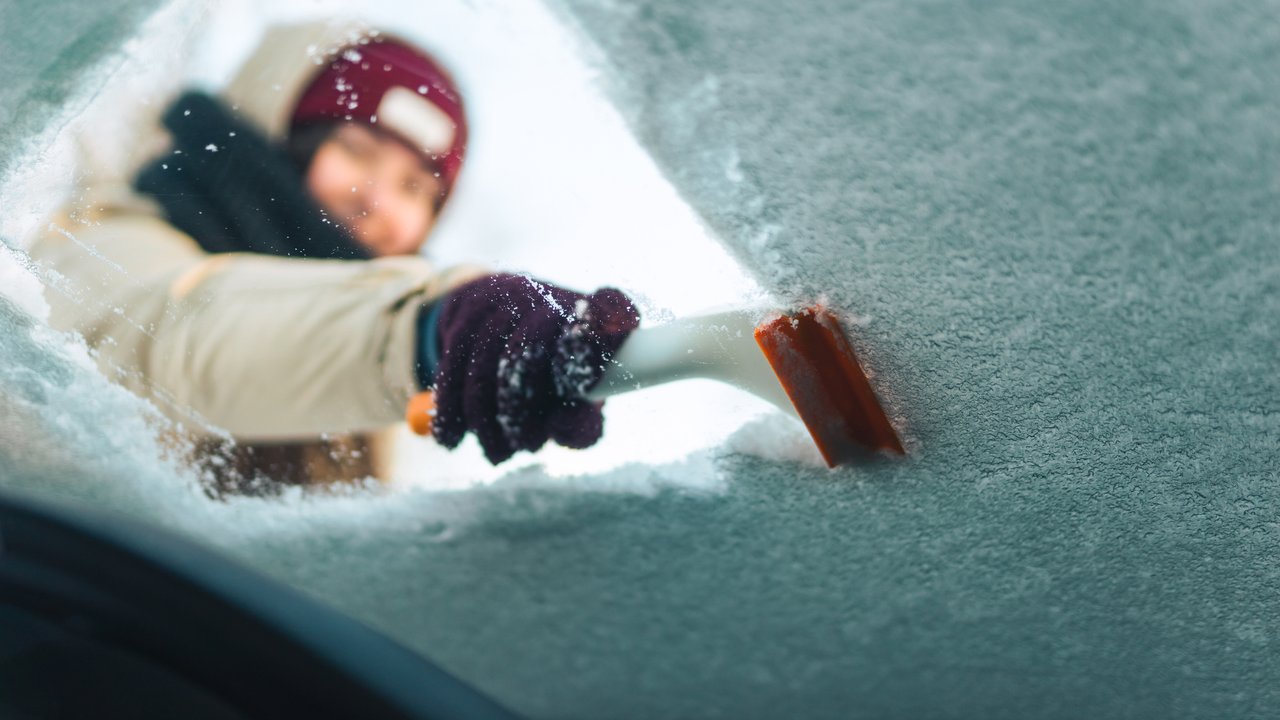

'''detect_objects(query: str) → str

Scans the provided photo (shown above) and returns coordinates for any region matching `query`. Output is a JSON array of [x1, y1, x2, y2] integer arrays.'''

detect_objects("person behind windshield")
[[29, 22, 638, 493]]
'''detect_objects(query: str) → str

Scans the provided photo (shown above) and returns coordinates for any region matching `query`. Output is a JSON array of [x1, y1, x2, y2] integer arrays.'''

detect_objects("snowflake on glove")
[[423, 273, 640, 465]]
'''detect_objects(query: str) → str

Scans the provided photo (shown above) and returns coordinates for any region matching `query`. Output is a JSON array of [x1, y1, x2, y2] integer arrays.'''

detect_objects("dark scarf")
[[135, 91, 371, 260]]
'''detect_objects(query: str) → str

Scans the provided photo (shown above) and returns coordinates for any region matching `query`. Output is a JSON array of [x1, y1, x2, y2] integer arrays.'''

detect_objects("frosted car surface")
[[1, 0, 1278, 718]]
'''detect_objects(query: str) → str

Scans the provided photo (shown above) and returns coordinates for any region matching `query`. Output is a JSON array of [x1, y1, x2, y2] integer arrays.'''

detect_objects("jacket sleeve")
[[29, 196, 487, 441]]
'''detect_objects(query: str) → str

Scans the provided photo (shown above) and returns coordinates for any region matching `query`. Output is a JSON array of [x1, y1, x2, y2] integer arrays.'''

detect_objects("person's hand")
[[431, 273, 640, 464]]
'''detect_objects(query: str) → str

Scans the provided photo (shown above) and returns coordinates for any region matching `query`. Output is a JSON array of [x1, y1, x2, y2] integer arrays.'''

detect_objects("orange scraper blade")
[[754, 307, 904, 466]]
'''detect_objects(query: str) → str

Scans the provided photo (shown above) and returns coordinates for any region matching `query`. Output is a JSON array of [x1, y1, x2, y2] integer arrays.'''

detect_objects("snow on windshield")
[[3, 0, 1279, 717]]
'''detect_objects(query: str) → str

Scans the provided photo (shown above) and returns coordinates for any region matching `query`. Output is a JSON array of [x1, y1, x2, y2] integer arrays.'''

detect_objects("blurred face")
[[305, 123, 443, 257]]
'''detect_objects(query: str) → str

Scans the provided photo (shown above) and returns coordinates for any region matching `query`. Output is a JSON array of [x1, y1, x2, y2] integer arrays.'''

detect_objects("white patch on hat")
[[377, 85, 457, 155]]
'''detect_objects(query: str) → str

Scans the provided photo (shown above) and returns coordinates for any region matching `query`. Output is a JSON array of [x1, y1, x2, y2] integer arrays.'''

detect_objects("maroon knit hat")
[[291, 35, 467, 202]]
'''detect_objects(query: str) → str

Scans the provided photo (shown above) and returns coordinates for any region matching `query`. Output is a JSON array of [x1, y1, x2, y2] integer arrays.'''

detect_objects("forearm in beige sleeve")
[[152, 253, 485, 440], [32, 206, 486, 440]]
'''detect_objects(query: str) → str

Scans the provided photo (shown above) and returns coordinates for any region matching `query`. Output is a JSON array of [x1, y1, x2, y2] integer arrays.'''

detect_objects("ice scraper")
[[407, 307, 903, 466]]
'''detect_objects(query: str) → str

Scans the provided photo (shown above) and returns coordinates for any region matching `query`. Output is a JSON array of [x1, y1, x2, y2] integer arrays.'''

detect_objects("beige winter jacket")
[[28, 22, 484, 475]]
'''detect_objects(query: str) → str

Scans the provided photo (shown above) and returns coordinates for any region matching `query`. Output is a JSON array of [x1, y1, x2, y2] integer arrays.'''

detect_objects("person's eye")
[[403, 175, 433, 198], [337, 132, 374, 160]]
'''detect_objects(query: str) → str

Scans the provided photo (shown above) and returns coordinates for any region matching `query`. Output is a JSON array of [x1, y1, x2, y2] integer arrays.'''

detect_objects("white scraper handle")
[[587, 310, 799, 420]]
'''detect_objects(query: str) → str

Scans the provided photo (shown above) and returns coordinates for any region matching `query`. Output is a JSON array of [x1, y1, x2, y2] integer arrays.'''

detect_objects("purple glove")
[[431, 273, 640, 464]]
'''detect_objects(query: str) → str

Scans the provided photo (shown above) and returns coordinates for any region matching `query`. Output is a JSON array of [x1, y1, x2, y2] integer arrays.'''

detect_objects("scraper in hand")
[[406, 307, 903, 467]]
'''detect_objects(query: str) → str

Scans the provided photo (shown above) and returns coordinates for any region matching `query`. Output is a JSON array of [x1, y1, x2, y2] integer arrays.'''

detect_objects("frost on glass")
[[4, 0, 1279, 717]]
